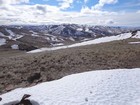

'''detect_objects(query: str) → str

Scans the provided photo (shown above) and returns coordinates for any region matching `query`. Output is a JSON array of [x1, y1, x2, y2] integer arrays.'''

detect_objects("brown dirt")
[[0, 38, 140, 94]]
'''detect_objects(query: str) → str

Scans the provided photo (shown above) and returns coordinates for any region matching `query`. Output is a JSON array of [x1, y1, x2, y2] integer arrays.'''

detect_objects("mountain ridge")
[[0, 24, 138, 51]]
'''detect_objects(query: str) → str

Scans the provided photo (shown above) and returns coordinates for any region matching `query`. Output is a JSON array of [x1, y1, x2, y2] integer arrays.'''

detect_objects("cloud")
[[0, 4, 140, 26], [0, 0, 139, 26], [0, 4, 61, 25], [0, 0, 29, 5], [137, 10, 140, 13], [57, 0, 74, 10], [93, 0, 118, 10], [35, 5, 47, 13], [84, 0, 88, 3], [105, 19, 115, 25], [34, 4, 60, 13], [81, 6, 117, 15], [79, 6, 140, 26], [80, 0, 118, 15], [80, 6, 92, 14]]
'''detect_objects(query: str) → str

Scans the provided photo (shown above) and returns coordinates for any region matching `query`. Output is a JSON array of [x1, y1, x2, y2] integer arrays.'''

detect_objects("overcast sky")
[[0, 0, 140, 26]]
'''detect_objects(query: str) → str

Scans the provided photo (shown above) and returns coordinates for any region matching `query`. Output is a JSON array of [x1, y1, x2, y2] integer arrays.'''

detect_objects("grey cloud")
[[36, 5, 47, 13]]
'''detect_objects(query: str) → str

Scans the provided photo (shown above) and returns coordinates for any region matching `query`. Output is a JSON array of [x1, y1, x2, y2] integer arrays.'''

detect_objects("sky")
[[0, 0, 140, 26]]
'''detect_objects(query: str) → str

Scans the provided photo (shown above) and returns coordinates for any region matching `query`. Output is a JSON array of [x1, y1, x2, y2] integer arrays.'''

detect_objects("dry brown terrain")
[[0, 38, 140, 94]]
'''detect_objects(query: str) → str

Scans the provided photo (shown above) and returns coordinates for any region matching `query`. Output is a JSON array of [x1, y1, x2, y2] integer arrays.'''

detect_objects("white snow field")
[[1, 68, 140, 105], [28, 31, 140, 53]]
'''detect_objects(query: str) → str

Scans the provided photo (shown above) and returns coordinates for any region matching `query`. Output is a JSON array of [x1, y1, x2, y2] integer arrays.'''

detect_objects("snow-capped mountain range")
[[0, 24, 139, 51]]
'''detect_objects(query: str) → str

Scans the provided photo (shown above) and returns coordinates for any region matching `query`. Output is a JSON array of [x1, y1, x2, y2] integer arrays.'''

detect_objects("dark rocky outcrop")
[[2, 94, 37, 105], [27, 73, 41, 83]]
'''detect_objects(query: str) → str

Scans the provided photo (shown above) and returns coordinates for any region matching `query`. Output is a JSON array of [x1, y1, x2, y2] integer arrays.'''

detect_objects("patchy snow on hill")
[[1, 68, 140, 105], [51, 43, 64, 47], [28, 32, 133, 53], [5, 29, 23, 40], [0, 38, 6, 46], [5, 29, 15, 39], [0, 32, 5, 37], [30, 31, 39, 37], [13, 35, 24, 40], [69, 37, 75, 41]]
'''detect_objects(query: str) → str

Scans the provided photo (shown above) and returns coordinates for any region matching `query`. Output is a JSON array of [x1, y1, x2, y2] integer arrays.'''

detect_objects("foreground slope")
[[1, 68, 140, 105]]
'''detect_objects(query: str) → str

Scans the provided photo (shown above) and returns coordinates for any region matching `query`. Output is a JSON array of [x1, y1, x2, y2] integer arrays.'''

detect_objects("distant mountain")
[[0, 24, 138, 51]]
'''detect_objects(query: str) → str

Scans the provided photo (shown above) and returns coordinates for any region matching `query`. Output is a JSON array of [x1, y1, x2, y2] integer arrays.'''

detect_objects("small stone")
[[0, 97, 2, 101], [5, 84, 14, 91], [27, 73, 41, 83], [85, 97, 88, 102]]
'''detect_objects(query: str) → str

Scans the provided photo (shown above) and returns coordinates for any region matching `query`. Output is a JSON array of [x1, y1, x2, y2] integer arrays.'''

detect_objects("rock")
[[27, 73, 41, 83], [5, 84, 14, 92], [0, 97, 2, 101], [18, 44, 38, 51]]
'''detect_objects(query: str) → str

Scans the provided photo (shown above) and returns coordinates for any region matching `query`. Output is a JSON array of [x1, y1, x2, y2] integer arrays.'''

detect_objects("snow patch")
[[0, 38, 6, 46], [69, 37, 75, 41], [45, 37, 50, 41], [81, 38, 91, 41], [0, 32, 5, 37], [13, 35, 24, 40], [5, 29, 15, 39], [50, 36, 61, 42], [132, 31, 140, 39], [1, 30, 23, 40], [1, 68, 140, 105], [85, 28, 89, 32], [77, 28, 83, 31], [129, 42, 140, 44], [51, 43, 64, 47], [11, 44, 19, 50], [30, 31, 39, 37]]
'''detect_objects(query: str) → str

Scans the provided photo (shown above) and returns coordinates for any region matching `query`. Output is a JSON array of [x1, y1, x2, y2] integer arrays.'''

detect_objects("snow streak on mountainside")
[[28, 31, 140, 53], [1, 68, 140, 105]]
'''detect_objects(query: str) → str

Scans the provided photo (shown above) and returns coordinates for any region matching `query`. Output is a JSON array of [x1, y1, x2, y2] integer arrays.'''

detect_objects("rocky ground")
[[0, 38, 140, 94]]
